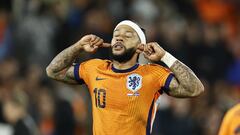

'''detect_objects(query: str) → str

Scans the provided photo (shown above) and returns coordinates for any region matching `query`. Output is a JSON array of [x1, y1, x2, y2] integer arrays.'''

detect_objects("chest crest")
[[126, 73, 142, 93]]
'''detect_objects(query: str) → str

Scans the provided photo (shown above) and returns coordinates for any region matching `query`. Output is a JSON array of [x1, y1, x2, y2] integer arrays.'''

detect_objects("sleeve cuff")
[[74, 63, 85, 84], [162, 73, 174, 93]]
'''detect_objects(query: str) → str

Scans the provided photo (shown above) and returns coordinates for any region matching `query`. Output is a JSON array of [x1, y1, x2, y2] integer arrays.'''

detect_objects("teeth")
[[113, 43, 123, 48], [115, 45, 122, 49], [114, 42, 123, 46]]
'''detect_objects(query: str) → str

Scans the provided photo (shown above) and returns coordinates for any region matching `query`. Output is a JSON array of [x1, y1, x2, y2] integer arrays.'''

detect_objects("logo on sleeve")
[[96, 76, 107, 81], [126, 73, 142, 92]]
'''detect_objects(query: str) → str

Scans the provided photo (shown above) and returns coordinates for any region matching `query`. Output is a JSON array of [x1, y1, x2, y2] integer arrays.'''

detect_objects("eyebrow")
[[126, 31, 133, 33]]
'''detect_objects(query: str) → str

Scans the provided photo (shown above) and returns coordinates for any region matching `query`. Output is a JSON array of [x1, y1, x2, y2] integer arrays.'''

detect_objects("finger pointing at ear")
[[102, 43, 111, 48], [136, 44, 144, 53]]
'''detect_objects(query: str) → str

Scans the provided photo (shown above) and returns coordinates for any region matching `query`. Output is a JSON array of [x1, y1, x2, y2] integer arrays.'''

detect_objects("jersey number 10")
[[93, 88, 106, 108]]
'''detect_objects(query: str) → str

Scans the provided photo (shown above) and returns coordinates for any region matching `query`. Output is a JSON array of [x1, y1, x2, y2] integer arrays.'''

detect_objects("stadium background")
[[0, 0, 239, 135]]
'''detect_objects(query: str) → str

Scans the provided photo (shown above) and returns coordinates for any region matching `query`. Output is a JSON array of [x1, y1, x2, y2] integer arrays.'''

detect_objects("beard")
[[110, 47, 136, 63]]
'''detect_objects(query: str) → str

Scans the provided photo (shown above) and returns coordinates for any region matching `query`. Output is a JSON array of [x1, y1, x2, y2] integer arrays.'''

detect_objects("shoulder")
[[84, 58, 105, 64], [79, 59, 111, 72], [81, 58, 109, 66], [140, 63, 171, 73]]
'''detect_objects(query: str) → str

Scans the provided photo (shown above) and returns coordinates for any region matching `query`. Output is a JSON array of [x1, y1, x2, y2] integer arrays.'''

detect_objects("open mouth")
[[113, 42, 125, 51]]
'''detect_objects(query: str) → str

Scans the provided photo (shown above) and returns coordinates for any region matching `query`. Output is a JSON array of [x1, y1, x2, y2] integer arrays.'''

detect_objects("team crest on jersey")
[[126, 74, 142, 92]]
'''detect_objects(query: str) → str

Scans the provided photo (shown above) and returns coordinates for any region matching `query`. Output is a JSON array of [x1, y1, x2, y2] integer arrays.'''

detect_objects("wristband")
[[161, 52, 177, 67]]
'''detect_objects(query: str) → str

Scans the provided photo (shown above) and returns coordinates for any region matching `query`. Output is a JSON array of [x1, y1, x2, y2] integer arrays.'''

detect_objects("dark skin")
[[46, 26, 204, 98]]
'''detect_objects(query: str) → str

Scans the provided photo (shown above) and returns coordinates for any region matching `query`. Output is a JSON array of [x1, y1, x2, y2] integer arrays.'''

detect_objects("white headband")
[[114, 20, 146, 44]]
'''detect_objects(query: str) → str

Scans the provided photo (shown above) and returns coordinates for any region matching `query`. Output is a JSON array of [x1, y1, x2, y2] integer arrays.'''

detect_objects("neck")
[[112, 54, 138, 70]]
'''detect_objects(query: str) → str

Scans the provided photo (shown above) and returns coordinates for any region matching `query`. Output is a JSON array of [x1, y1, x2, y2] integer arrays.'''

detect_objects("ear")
[[136, 44, 144, 54]]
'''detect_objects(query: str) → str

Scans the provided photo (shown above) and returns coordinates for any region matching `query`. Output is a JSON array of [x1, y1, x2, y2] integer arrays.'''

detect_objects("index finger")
[[137, 44, 145, 51], [102, 43, 111, 48], [147, 42, 161, 49]]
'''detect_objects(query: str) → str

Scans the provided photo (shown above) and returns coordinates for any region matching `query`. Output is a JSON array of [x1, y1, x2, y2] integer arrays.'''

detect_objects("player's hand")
[[77, 34, 110, 53], [140, 42, 166, 62]]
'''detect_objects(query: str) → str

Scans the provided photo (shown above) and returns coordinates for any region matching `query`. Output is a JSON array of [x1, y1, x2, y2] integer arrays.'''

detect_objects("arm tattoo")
[[168, 60, 204, 98], [46, 44, 81, 84]]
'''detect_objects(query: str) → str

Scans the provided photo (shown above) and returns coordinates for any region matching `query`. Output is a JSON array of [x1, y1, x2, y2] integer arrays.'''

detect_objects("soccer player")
[[46, 20, 204, 135], [218, 103, 240, 135]]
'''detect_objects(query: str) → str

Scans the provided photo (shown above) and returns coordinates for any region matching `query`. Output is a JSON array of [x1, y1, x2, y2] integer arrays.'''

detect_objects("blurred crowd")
[[0, 0, 239, 135]]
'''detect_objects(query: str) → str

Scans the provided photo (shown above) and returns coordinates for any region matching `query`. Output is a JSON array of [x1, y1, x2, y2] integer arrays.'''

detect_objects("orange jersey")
[[74, 59, 173, 135], [219, 103, 240, 135]]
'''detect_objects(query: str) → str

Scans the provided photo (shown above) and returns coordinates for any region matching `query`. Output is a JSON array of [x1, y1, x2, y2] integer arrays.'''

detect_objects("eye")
[[113, 31, 120, 37], [126, 32, 133, 38], [114, 34, 119, 37]]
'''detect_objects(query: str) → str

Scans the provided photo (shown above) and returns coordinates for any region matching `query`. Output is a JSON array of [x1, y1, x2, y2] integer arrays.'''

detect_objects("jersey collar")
[[111, 63, 139, 73]]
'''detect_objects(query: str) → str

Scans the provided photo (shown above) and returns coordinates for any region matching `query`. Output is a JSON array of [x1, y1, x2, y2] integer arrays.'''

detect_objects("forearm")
[[141, 42, 204, 97], [46, 43, 82, 77], [46, 34, 106, 83], [161, 52, 204, 97], [170, 60, 204, 97]]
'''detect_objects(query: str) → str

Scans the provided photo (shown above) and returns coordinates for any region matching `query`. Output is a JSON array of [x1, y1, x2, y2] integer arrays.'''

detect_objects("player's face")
[[111, 25, 141, 62]]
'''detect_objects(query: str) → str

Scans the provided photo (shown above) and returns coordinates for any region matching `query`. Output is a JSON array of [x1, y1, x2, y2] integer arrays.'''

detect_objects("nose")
[[116, 38, 123, 42]]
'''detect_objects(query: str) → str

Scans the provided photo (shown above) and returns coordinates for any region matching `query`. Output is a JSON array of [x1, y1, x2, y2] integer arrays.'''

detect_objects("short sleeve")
[[73, 59, 104, 85], [73, 63, 85, 84], [150, 64, 174, 90], [163, 73, 174, 89]]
